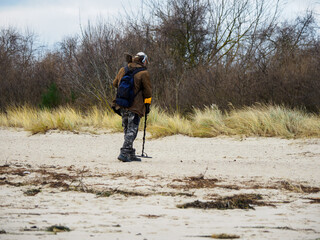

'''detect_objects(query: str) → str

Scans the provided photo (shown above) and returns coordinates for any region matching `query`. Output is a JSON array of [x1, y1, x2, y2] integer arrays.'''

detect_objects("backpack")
[[115, 66, 146, 108]]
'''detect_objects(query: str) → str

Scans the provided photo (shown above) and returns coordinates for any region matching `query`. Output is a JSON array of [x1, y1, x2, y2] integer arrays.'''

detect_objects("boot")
[[117, 153, 131, 162], [130, 154, 141, 162], [129, 149, 141, 162]]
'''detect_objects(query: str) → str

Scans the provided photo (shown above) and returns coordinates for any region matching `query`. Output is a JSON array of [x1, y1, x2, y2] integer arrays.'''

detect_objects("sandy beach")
[[0, 128, 320, 240]]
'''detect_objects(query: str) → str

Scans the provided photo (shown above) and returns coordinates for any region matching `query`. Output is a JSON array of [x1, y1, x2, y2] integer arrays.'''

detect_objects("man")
[[112, 52, 152, 162]]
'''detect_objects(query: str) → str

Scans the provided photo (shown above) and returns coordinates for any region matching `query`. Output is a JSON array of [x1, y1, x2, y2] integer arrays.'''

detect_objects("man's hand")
[[145, 103, 150, 115], [144, 98, 152, 115]]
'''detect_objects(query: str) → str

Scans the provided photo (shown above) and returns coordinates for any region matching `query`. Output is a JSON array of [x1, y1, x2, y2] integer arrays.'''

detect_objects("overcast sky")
[[0, 0, 319, 48]]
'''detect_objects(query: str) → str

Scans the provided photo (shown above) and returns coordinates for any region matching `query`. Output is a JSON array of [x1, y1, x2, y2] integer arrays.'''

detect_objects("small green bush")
[[40, 83, 61, 109]]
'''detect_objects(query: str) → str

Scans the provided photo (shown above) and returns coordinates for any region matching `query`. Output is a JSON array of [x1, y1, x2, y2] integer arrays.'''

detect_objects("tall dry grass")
[[147, 106, 192, 138], [0, 104, 319, 138], [0, 106, 122, 134]]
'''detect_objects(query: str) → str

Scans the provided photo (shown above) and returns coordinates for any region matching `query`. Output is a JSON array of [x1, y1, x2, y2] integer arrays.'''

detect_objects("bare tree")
[[60, 21, 123, 110], [138, 0, 280, 110], [0, 1, 319, 112], [0, 27, 39, 109]]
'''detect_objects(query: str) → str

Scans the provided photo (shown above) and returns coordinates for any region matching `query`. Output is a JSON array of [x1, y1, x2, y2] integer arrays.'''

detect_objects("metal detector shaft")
[[140, 109, 151, 158]]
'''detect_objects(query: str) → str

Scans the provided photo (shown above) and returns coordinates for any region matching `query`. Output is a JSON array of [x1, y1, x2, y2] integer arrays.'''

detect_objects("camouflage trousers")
[[120, 109, 140, 156]]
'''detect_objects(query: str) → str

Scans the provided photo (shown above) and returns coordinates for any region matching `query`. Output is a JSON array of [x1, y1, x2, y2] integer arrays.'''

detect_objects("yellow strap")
[[144, 98, 152, 104]]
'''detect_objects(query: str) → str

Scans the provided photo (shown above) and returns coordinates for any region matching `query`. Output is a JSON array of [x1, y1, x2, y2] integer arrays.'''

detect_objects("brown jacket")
[[112, 62, 152, 117]]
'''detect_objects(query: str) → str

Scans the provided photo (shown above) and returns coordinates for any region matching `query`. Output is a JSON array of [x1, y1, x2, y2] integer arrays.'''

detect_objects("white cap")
[[136, 52, 149, 64]]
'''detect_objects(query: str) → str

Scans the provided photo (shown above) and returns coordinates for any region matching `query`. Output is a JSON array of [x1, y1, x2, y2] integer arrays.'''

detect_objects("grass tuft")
[[46, 225, 70, 233], [210, 233, 240, 239], [148, 106, 192, 138], [177, 194, 267, 210], [190, 105, 228, 137], [23, 188, 41, 196]]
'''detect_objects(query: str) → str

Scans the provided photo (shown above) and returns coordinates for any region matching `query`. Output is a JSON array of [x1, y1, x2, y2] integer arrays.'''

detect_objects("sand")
[[0, 128, 319, 240]]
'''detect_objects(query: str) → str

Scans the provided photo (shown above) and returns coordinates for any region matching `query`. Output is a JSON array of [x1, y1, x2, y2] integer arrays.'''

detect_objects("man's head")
[[134, 52, 149, 66]]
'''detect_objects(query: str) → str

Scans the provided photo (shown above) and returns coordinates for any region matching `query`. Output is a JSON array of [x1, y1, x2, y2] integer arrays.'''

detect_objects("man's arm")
[[141, 71, 152, 100], [141, 71, 152, 114]]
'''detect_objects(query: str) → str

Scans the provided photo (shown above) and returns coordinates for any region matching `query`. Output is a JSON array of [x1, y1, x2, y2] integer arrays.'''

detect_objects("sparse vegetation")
[[177, 194, 271, 210], [23, 188, 41, 196], [46, 225, 70, 233], [307, 198, 320, 204], [191, 233, 240, 239], [1, 165, 319, 197], [210, 234, 240, 239], [279, 180, 320, 193]]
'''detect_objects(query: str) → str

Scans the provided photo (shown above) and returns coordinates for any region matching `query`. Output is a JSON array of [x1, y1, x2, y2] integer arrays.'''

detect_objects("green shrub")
[[40, 83, 61, 109]]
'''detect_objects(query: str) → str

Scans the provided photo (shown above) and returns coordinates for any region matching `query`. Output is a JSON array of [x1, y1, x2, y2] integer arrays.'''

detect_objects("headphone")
[[136, 52, 149, 64]]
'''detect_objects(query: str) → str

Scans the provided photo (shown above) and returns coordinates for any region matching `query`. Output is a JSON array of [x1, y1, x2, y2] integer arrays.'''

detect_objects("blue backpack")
[[115, 66, 146, 108]]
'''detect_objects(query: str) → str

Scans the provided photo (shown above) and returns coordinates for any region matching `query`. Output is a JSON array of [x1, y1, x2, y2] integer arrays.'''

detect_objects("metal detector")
[[138, 109, 152, 158]]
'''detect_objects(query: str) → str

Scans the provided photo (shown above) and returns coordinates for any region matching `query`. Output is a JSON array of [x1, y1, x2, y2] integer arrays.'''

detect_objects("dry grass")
[[224, 105, 320, 138], [0, 104, 319, 138], [0, 105, 122, 134], [147, 106, 193, 138], [210, 233, 240, 239], [177, 194, 270, 210], [190, 105, 227, 137]]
